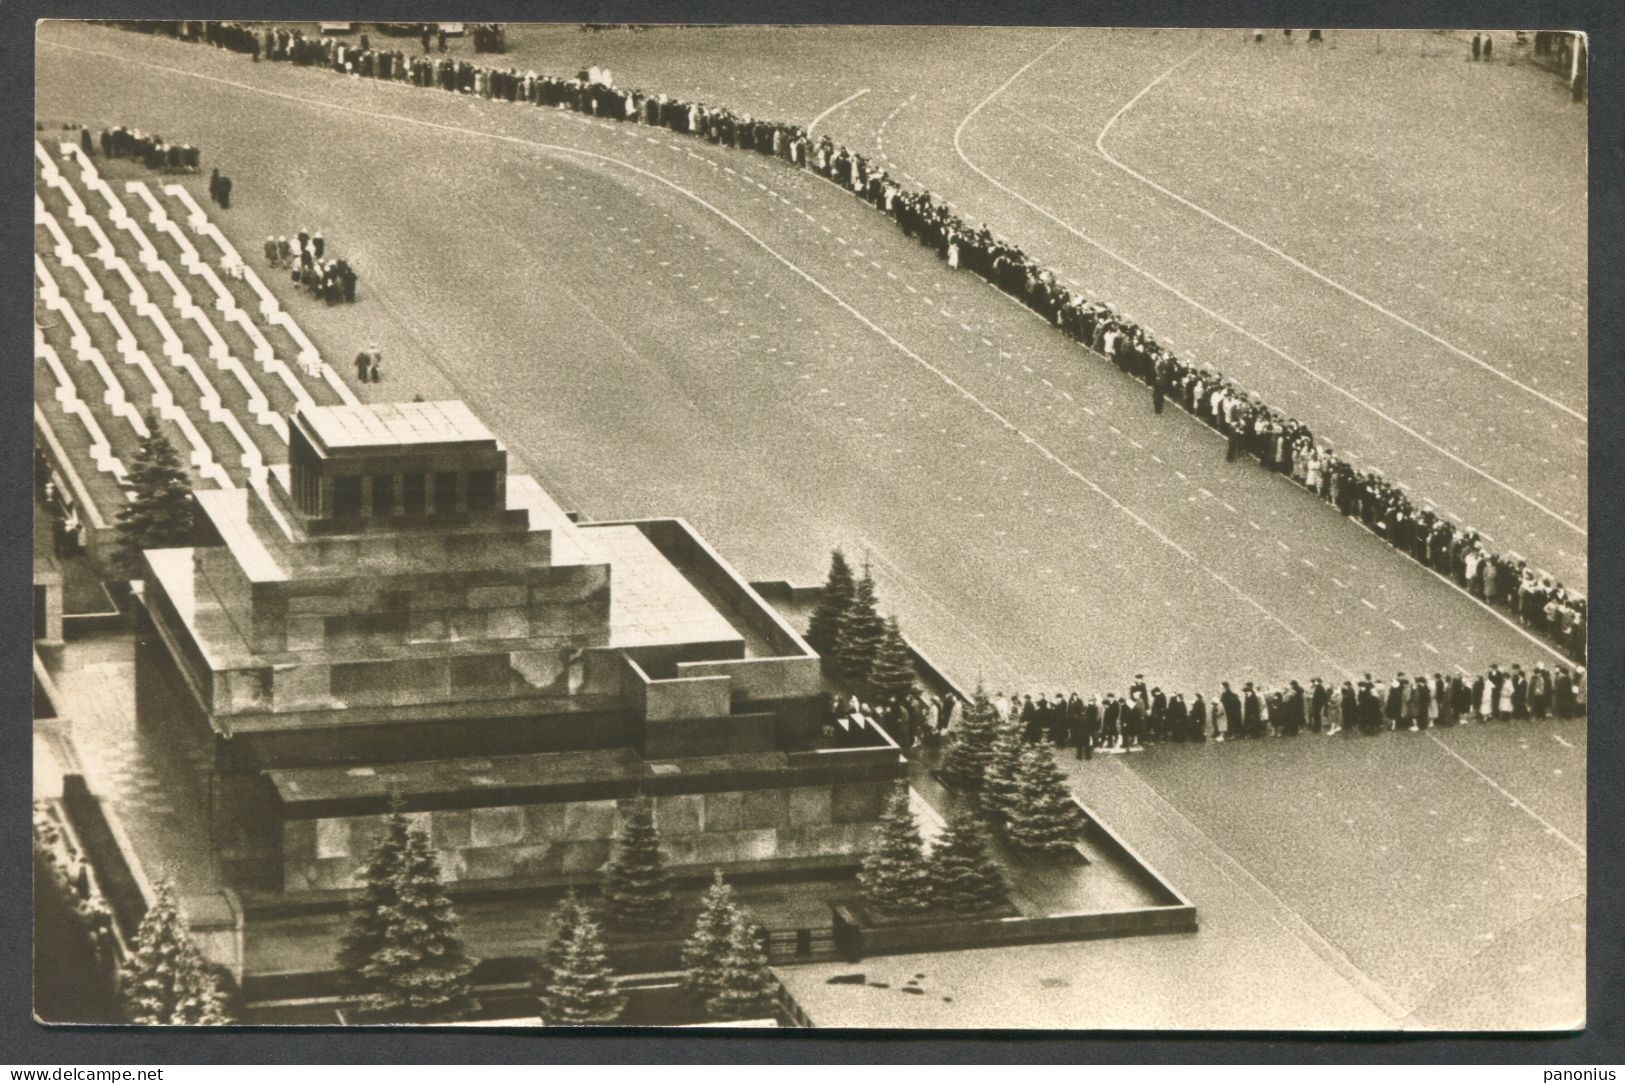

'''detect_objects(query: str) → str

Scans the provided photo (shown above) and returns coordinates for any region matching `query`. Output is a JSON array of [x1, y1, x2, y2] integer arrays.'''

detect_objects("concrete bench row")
[[36, 202, 240, 492]]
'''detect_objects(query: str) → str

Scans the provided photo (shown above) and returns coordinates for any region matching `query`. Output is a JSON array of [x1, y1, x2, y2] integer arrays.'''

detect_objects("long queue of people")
[[822, 658, 1586, 761], [978, 662, 1586, 759], [117, 19, 1586, 664]]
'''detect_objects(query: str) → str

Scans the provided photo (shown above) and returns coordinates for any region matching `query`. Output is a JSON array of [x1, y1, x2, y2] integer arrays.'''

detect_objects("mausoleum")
[[135, 400, 902, 896]]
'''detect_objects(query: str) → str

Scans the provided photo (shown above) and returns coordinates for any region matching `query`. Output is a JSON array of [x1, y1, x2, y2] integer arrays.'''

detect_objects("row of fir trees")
[[858, 790, 1011, 917], [328, 797, 777, 1025], [937, 685, 1082, 854], [804, 549, 918, 702]]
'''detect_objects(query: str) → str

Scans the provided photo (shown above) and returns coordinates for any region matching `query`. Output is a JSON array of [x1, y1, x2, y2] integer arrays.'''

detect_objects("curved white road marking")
[[1096, 38, 1586, 424], [951, 35, 1586, 541], [41, 33, 1580, 859], [806, 87, 870, 135]]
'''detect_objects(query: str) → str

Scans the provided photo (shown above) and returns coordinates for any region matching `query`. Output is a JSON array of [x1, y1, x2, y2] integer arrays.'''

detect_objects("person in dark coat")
[[209, 167, 221, 204], [1076, 696, 1098, 760], [80, 127, 93, 156], [421, 27, 432, 53], [1510, 665, 1529, 720], [1020, 695, 1039, 743], [1529, 664, 1552, 719], [1554, 665, 1575, 718], [1339, 681, 1359, 735], [1483, 34, 1493, 60], [1242, 684, 1262, 739], [1168, 694, 1189, 743], [1283, 681, 1306, 736], [1308, 677, 1329, 733], [1219, 683, 1241, 740], [1472, 34, 1482, 60], [1101, 694, 1121, 749], [1358, 679, 1383, 734], [217, 174, 232, 209], [1385, 676, 1406, 731], [1189, 694, 1207, 742], [1149, 688, 1168, 743]]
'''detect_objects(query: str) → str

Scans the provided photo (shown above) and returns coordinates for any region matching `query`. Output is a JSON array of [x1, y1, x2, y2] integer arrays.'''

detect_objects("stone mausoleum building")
[[135, 400, 902, 896]]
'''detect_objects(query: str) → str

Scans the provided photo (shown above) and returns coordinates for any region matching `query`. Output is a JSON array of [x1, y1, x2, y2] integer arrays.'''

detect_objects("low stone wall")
[[281, 776, 894, 893], [831, 899, 1196, 959]]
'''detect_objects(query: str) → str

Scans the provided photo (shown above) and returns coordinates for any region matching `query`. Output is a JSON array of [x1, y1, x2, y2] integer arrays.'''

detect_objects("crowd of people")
[[88, 124, 201, 173], [829, 658, 1587, 762], [262, 227, 360, 304], [113, 19, 1586, 664]]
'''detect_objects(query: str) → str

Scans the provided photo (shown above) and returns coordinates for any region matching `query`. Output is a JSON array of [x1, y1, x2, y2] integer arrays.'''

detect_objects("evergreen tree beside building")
[[938, 683, 1002, 792], [113, 413, 195, 577], [980, 714, 1028, 820], [538, 901, 625, 1024], [804, 548, 855, 658], [1006, 744, 1082, 855], [857, 788, 933, 915], [680, 869, 739, 1005], [352, 821, 477, 1022], [866, 616, 918, 704], [924, 812, 1010, 915], [706, 911, 779, 1021], [602, 797, 676, 930], [119, 877, 230, 1025], [336, 803, 412, 984], [830, 564, 884, 686]]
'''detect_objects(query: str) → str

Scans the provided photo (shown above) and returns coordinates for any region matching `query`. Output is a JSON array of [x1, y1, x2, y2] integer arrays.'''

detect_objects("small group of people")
[[263, 227, 359, 304], [1471, 33, 1496, 61], [979, 661, 1586, 760], [125, 19, 1587, 665], [824, 690, 947, 751], [207, 166, 233, 209], [352, 343, 384, 384], [88, 124, 200, 172], [470, 24, 507, 53]]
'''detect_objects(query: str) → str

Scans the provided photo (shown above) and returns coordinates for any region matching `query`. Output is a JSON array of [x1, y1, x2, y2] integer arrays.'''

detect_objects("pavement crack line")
[[949, 33, 1585, 541], [1094, 35, 1585, 425]]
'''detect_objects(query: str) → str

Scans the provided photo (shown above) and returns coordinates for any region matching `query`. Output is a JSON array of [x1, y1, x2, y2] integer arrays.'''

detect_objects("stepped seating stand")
[[160, 180, 358, 408], [59, 160, 281, 479], [36, 185, 234, 493]]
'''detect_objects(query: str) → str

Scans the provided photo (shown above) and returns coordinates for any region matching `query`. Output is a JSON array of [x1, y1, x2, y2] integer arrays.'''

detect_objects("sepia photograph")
[[27, 17, 1590, 1035]]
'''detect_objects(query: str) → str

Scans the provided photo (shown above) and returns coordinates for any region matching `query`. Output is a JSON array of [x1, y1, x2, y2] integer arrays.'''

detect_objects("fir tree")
[[980, 714, 1028, 820], [1006, 744, 1081, 855], [830, 563, 884, 686], [705, 911, 778, 1021], [119, 876, 230, 1025], [602, 796, 675, 930], [804, 548, 856, 658], [680, 869, 739, 1004], [538, 900, 625, 1024], [938, 683, 1002, 792], [535, 889, 590, 995], [355, 823, 476, 1022], [113, 413, 195, 577], [336, 803, 412, 985], [924, 812, 1010, 915], [857, 787, 932, 915], [866, 616, 917, 704]]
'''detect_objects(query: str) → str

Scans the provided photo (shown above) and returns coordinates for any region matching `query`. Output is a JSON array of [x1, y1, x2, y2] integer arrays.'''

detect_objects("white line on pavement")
[[1095, 40, 1585, 424], [950, 35, 1585, 541]]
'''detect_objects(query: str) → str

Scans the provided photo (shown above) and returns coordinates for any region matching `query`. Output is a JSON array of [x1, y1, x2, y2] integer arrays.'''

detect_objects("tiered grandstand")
[[33, 135, 357, 560]]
